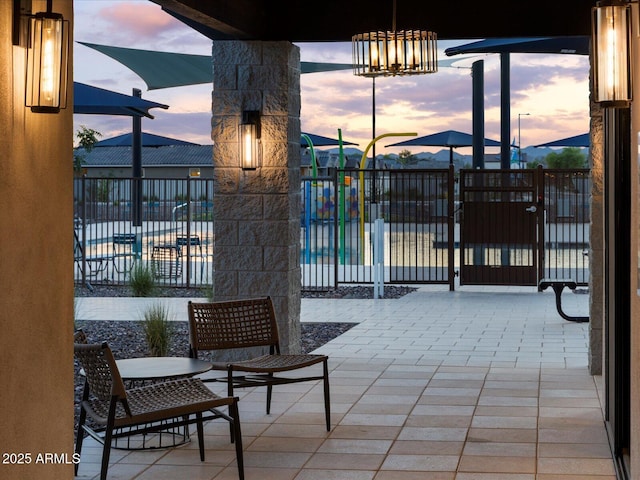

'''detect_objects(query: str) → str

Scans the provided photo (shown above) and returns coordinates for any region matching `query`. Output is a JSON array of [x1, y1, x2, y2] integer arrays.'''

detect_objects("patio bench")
[[538, 278, 589, 323]]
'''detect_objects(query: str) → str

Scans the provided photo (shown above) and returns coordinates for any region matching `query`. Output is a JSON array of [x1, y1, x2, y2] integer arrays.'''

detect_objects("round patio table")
[[116, 356, 212, 383], [112, 356, 213, 450]]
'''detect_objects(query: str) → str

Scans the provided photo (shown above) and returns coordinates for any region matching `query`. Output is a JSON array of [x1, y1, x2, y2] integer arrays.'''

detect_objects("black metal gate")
[[459, 168, 542, 286], [301, 167, 589, 291]]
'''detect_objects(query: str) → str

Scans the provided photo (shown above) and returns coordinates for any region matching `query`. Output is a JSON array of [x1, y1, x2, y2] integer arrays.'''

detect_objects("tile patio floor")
[[74, 284, 615, 479]]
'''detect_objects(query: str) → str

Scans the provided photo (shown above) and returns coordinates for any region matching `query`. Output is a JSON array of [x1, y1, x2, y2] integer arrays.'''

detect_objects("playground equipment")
[[301, 130, 359, 264], [358, 132, 417, 263]]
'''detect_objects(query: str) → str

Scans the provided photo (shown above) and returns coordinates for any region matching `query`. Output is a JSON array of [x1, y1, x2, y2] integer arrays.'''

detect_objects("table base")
[[112, 421, 190, 450]]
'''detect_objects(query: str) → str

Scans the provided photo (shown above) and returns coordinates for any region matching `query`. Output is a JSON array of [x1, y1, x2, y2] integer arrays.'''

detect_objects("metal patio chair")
[[176, 234, 209, 282], [187, 296, 331, 431], [112, 233, 141, 276], [74, 230, 113, 280], [74, 342, 244, 480]]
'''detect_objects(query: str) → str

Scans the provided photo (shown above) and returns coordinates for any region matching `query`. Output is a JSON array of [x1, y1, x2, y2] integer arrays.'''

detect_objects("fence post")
[[185, 177, 192, 288], [373, 218, 384, 298], [537, 165, 545, 286], [448, 164, 456, 291], [80, 175, 88, 288]]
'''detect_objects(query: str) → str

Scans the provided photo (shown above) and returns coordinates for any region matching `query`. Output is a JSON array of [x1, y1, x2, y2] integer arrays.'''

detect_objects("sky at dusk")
[[72, 0, 591, 156]]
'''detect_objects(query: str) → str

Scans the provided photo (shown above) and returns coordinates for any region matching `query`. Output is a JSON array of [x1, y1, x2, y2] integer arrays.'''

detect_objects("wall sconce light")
[[352, 0, 437, 77], [592, 0, 631, 106], [239, 110, 261, 170], [16, 0, 70, 113]]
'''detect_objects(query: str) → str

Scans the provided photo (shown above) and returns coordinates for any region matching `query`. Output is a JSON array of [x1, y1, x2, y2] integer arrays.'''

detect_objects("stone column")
[[588, 67, 604, 376], [211, 41, 302, 354]]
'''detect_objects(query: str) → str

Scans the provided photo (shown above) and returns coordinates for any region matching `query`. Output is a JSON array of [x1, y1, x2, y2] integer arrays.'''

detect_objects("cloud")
[[98, 2, 183, 40], [75, 0, 212, 53], [73, 7, 591, 154]]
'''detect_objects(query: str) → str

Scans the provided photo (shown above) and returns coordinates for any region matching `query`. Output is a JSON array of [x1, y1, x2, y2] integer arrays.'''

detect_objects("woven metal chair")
[[74, 342, 244, 480], [188, 296, 331, 431], [74, 329, 88, 344]]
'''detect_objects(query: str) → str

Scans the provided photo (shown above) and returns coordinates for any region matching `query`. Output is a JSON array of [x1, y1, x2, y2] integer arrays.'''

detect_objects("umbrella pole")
[[132, 89, 143, 227]]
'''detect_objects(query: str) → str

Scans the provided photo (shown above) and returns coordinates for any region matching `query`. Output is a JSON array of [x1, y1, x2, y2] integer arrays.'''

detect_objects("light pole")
[[518, 113, 530, 168]]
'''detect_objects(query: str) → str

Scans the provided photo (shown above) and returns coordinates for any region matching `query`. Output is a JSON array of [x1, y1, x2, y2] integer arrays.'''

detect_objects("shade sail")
[[386, 130, 501, 148], [386, 129, 501, 165], [94, 132, 200, 147], [444, 36, 589, 56], [301, 132, 357, 147], [73, 82, 169, 118], [79, 42, 355, 91], [534, 133, 589, 148]]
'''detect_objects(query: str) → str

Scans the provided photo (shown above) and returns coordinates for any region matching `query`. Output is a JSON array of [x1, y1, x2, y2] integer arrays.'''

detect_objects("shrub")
[[141, 303, 173, 357], [200, 284, 214, 302], [129, 261, 156, 297]]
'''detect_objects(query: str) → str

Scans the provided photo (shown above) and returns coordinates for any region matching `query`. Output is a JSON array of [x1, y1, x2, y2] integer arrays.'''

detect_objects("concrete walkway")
[[75, 284, 615, 480]]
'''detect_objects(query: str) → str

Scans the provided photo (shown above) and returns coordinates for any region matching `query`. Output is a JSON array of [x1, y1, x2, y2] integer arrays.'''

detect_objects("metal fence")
[[74, 176, 214, 289], [74, 169, 591, 292], [541, 168, 591, 284], [301, 167, 456, 290], [301, 167, 591, 291]]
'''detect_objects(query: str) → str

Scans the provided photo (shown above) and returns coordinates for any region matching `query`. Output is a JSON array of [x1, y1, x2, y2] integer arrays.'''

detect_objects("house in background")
[[75, 132, 214, 178]]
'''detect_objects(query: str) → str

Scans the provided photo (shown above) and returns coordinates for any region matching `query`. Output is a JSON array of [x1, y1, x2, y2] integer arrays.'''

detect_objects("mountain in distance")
[[325, 145, 586, 166]]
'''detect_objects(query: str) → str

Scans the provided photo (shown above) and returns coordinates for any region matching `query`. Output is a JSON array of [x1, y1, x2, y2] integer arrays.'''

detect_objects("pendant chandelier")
[[352, 0, 437, 77]]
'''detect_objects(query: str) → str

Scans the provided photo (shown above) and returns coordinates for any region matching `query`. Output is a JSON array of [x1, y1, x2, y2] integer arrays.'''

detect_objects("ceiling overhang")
[[151, 0, 595, 42]]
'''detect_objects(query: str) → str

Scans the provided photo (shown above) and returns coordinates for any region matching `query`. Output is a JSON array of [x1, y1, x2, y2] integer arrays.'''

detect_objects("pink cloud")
[[98, 2, 183, 40]]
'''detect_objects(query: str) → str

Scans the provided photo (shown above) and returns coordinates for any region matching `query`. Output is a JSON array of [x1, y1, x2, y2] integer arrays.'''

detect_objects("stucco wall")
[[0, 1, 75, 478], [630, 3, 640, 474]]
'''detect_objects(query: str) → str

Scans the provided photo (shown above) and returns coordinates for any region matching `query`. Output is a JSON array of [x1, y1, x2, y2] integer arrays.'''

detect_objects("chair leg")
[[74, 408, 87, 475], [230, 400, 245, 480], [100, 428, 113, 480], [196, 413, 205, 461], [100, 400, 119, 480], [266, 386, 274, 414], [227, 367, 235, 441], [266, 373, 274, 414], [323, 359, 331, 431]]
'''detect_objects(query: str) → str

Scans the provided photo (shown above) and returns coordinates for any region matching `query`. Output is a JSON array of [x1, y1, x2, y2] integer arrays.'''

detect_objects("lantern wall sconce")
[[13, 0, 70, 113], [592, 0, 632, 107], [239, 110, 261, 170]]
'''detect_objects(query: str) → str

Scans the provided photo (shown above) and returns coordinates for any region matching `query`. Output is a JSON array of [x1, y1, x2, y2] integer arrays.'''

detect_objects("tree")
[[397, 149, 417, 165], [73, 125, 102, 174], [544, 147, 587, 169], [526, 159, 544, 169]]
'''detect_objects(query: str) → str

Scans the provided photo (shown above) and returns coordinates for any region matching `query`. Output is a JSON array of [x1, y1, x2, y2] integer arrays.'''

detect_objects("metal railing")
[[301, 167, 591, 291], [74, 169, 591, 292], [74, 176, 214, 289], [301, 167, 456, 290], [541, 169, 591, 284]]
